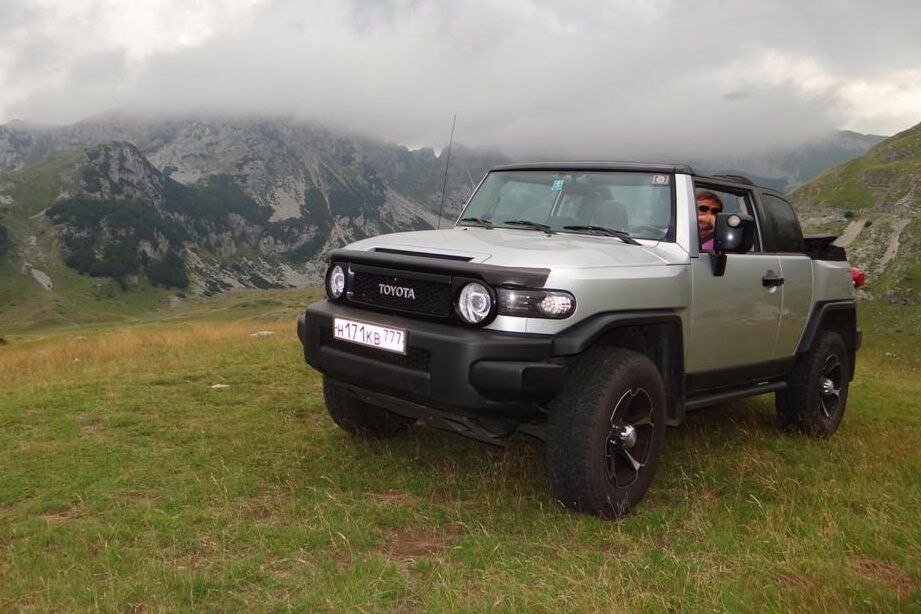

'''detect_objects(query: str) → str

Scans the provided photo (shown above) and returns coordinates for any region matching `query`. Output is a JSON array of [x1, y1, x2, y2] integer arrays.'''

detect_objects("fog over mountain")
[[1, 0, 919, 160]]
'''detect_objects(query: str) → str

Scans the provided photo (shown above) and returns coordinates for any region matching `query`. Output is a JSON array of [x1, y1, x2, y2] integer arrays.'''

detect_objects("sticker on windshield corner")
[[652, 174, 670, 185], [551, 179, 565, 191]]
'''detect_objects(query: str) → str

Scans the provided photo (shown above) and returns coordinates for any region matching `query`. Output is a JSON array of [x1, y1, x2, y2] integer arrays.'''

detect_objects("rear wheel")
[[776, 331, 850, 437], [545, 347, 666, 519], [323, 377, 415, 438]]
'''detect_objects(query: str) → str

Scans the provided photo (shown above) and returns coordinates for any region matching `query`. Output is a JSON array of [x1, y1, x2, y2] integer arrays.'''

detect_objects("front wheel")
[[776, 331, 850, 437], [545, 347, 666, 519]]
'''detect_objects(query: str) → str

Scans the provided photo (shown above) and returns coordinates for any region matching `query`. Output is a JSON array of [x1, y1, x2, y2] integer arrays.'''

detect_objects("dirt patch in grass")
[[381, 527, 458, 560], [850, 557, 913, 599], [773, 571, 821, 592], [125, 493, 158, 508], [175, 537, 218, 571], [80, 419, 104, 434], [368, 490, 419, 506], [41, 511, 74, 523], [245, 491, 295, 526]]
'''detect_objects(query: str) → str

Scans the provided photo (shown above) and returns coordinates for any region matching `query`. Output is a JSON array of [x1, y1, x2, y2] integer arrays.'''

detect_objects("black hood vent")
[[373, 248, 473, 262]]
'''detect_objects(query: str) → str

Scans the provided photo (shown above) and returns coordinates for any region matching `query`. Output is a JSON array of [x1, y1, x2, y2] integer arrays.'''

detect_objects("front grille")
[[350, 270, 453, 317], [322, 330, 431, 371]]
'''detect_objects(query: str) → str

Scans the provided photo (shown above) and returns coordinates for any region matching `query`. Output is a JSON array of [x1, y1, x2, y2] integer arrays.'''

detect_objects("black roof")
[[491, 161, 695, 174], [489, 162, 781, 193]]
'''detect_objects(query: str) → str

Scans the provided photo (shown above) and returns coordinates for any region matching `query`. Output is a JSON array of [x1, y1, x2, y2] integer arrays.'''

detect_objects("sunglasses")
[[697, 204, 722, 214]]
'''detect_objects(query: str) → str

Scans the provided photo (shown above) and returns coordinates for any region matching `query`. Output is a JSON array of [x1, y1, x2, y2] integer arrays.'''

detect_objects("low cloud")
[[1, 0, 919, 158]]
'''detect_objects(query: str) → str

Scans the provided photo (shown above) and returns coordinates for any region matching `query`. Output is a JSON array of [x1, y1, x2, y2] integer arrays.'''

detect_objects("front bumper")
[[299, 300, 565, 416]]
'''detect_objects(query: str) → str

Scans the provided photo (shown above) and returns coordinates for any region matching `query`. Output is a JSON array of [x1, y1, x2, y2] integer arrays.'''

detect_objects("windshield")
[[459, 170, 675, 241]]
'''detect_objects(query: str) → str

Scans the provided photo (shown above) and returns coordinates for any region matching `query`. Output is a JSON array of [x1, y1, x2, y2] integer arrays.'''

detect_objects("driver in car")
[[696, 191, 723, 252]]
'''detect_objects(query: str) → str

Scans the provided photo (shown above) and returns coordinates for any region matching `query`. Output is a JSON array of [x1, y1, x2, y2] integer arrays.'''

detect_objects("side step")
[[685, 381, 786, 411]]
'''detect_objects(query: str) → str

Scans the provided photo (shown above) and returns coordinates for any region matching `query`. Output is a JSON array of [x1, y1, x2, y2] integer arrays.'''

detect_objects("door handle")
[[762, 271, 784, 287]]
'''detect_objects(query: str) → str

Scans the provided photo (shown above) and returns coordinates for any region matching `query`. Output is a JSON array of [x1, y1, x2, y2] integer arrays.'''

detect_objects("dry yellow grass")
[[0, 319, 292, 386]]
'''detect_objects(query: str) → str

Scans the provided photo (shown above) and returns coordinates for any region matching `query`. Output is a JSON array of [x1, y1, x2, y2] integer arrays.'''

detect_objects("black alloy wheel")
[[605, 388, 656, 489], [546, 346, 666, 519], [776, 331, 850, 437], [818, 354, 843, 419]]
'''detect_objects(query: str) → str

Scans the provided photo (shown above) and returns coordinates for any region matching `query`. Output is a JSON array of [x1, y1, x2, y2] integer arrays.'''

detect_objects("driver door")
[[685, 184, 782, 380]]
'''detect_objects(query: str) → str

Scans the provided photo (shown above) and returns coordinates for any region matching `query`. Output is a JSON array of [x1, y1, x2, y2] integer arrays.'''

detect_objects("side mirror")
[[714, 213, 755, 253], [711, 213, 755, 276]]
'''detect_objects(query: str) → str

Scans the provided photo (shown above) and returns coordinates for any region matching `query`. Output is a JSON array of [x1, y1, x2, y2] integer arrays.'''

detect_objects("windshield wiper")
[[563, 225, 641, 245], [458, 216, 494, 228], [502, 219, 555, 234]]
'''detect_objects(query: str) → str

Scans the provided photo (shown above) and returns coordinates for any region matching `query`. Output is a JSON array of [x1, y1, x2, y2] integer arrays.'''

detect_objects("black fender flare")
[[551, 310, 682, 356], [551, 310, 686, 426], [796, 300, 860, 381], [796, 300, 860, 354]]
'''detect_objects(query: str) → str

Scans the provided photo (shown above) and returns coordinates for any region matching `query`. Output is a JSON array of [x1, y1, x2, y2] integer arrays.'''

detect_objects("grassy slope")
[[0, 153, 171, 333], [0, 294, 917, 610], [790, 123, 921, 300], [792, 123, 921, 211]]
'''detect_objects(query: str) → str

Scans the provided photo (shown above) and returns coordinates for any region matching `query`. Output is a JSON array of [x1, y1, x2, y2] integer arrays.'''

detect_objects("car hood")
[[345, 227, 687, 268]]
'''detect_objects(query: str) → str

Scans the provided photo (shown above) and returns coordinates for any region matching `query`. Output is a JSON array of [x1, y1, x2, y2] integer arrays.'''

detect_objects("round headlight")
[[456, 282, 492, 324], [327, 264, 345, 299]]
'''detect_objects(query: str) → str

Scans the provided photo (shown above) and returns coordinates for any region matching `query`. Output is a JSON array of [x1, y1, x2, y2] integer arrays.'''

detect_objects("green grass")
[[0, 295, 918, 610], [791, 124, 921, 213], [793, 155, 879, 210]]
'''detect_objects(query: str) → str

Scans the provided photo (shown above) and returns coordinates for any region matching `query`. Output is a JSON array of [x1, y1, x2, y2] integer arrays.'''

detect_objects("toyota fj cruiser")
[[297, 163, 861, 519]]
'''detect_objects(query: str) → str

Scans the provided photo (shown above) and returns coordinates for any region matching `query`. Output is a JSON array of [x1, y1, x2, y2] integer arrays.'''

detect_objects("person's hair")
[[696, 191, 723, 211]]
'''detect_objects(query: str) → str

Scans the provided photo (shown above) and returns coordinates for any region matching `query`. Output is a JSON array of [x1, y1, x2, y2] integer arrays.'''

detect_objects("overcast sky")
[[1, 0, 919, 158]]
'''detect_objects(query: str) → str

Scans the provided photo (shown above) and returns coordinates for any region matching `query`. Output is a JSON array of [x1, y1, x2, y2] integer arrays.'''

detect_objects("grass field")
[[0, 292, 919, 611]]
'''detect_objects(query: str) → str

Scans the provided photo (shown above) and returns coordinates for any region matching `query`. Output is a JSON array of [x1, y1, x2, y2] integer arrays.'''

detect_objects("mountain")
[[790, 121, 921, 303], [0, 116, 505, 330], [693, 130, 886, 192]]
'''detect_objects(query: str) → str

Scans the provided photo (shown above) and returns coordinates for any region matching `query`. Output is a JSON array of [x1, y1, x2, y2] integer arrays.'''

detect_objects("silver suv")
[[298, 163, 860, 519]]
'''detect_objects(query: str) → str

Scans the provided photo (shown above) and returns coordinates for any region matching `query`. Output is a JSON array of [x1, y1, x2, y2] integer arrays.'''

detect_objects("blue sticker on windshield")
[[551, 179, 565, 191]]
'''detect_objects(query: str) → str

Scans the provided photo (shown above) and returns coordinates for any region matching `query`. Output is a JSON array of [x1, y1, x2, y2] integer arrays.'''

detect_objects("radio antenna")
[[436, 114, 456, 230]]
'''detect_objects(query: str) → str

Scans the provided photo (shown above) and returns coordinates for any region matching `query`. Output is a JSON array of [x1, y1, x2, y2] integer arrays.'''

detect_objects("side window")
[[693, 184, 756, 252], [760, 194, 804, 253]]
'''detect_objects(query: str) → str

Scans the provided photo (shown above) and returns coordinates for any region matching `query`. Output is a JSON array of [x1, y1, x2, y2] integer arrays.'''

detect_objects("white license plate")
[[333, 317, 406, 354]]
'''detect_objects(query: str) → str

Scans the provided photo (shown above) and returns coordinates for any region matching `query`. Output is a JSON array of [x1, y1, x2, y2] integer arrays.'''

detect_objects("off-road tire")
[[323, 377, 415, 438], [776, 331, 850, 437], [545, 347, 666, 519]]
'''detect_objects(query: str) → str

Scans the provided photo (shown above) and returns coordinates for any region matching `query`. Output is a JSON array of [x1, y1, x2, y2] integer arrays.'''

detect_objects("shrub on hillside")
[[146, 251, 190, 289], [62, 236, 142, 289], [164, 175, 272, 227], [47, 196, 186, 245], [0, 224, 8, 259], [48, 196, 189, 289]]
